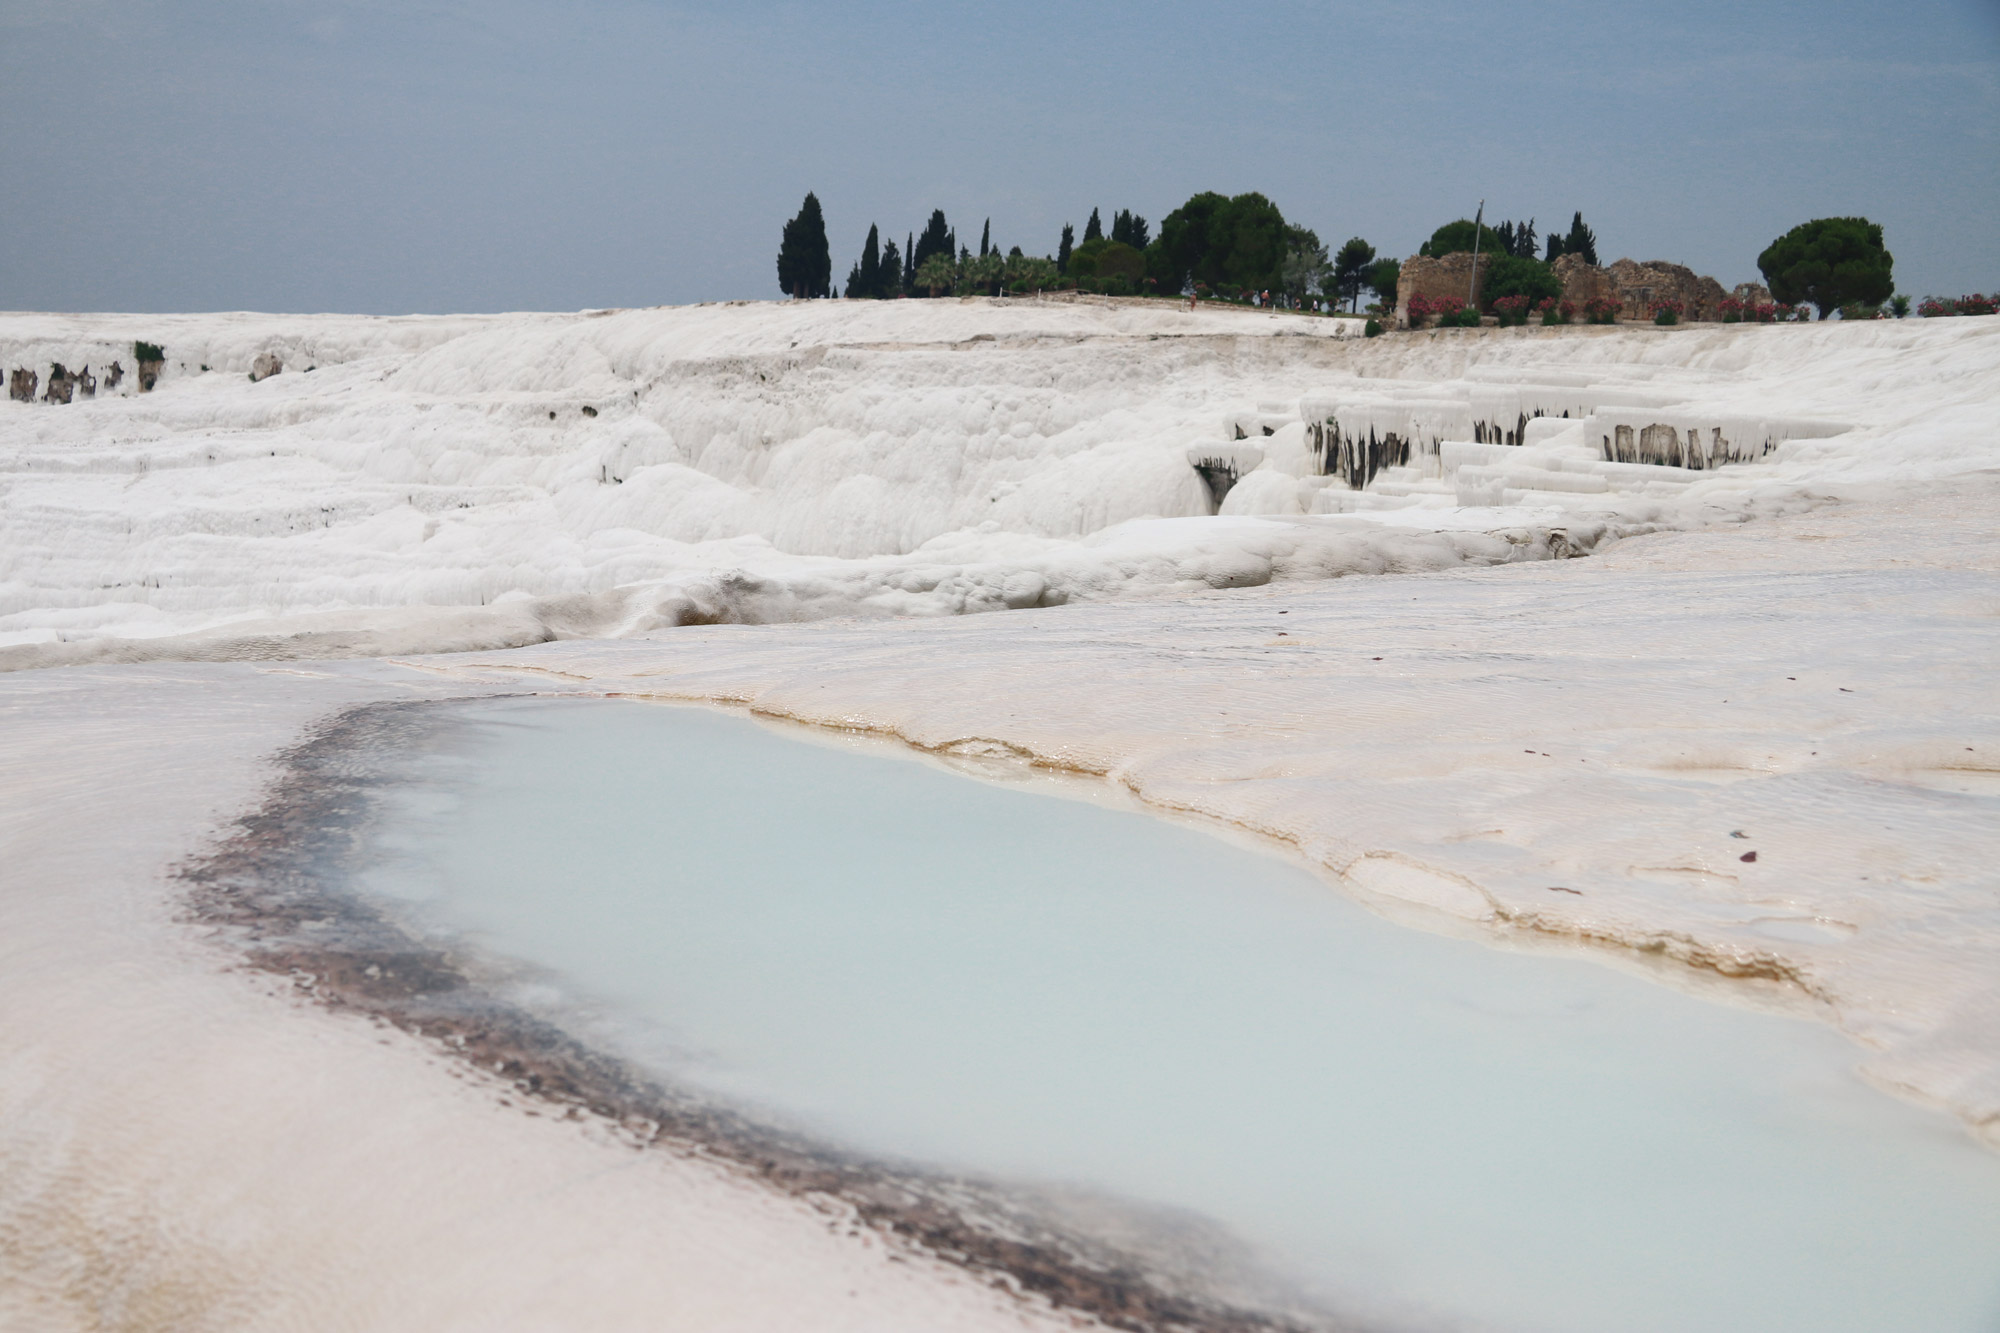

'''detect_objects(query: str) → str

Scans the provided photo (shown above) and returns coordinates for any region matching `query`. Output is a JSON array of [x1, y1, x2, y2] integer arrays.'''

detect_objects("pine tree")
[[979, 219, 991, 258], [1057, 223, 1074, 274], [776, 192, 832, 298], [1083, 208, 1103, 243], [1332, 237, 1376, 312], [1562, 212, 1597, 266], [1513, 218, 1537, 260]]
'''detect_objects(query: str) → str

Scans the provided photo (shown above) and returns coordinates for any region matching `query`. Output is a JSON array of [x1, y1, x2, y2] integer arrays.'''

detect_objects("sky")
[[2, 0, 1996, 314]]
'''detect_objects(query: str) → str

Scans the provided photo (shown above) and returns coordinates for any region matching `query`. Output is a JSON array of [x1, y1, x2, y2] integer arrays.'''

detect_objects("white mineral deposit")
[[3, 300, 1997, 1332]]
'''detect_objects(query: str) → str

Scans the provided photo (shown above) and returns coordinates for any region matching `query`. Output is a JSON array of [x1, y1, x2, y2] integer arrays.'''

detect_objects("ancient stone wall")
[[1606, 259, 1727, 321], [1395, 252, 1488, 328], [1551, 254, 1618, 311]]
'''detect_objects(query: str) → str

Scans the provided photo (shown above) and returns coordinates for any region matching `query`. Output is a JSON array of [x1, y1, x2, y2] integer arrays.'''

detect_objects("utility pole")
[[1467, 199, 1485, 309]]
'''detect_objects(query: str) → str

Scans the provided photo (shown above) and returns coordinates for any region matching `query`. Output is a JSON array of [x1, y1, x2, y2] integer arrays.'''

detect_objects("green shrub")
[[1364, 318, 1383, 338], [1481, 254, 1561, 310], [134, 341, 165, 362]]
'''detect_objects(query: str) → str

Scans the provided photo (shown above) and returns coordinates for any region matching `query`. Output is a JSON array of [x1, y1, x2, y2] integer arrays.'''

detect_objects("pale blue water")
[[355, 697, 2000, 1333]]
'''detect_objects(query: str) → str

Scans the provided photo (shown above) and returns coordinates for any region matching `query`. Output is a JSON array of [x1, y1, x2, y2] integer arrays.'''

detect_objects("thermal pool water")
[[351, 696, 2000, 1333]]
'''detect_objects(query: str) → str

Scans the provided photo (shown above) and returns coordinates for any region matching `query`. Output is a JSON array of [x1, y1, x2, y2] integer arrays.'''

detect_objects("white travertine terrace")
[[1, 299, 1996, 1328]]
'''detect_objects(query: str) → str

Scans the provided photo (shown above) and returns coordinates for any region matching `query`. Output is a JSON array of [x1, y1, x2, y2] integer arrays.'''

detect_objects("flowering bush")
[[1407, 294, 1480, 328], [1491, 294, 1531, 326], [1752, 303, 1778, 323], [1583, 296, 1620, 325], [1534, 297, 1574, 326], [1838, 302, 1884, 321], [1651, 299, 1684, 326], [1719, 296, 1744, 324], [1925, 292, 2000, 317], [1773, 303, 1801, 322]]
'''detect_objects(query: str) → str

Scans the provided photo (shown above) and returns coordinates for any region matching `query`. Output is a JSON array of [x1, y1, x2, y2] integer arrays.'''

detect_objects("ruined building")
[[1394, 252, 1487, 328], [1401, 251, 1749, 326]]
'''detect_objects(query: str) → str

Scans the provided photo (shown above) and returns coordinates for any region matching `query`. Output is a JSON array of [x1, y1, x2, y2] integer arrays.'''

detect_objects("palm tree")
[[916, 253, 957, 298]]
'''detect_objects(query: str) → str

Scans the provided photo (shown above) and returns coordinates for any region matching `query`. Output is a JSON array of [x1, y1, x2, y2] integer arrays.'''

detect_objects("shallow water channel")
[[353, 697, 2000, 1333]]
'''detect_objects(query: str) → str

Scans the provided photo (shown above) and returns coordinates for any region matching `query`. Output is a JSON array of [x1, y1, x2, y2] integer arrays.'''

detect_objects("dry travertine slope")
[[7, 301, 1993, 672]]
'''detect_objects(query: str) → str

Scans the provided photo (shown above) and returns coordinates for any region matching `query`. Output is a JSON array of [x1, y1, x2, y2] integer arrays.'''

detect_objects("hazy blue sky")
[[3, 0, 1995, 313]]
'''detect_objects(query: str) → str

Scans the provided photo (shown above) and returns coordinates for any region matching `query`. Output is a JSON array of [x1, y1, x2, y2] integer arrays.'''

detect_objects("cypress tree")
[[1083, 208, 1103, 243], [878, 237, 902, 298], [913, 211, 950, 272], [1057, 223, 1074, 274], [905, 233, 916, 291], [776, 191, 832, 298], [1563, 212, 1598, 266], [979, 218, 991, 258], [845, 224, 881, 299]]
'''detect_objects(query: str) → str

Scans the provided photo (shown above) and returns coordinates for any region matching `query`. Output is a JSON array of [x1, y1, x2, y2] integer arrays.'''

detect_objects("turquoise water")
[[356, 697, 2000, 1333]]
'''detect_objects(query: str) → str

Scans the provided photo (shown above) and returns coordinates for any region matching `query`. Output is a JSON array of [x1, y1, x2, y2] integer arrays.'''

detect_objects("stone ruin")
[[1551, 254, 1618, 311], [1394, 251, 1487, 328], [1605, 259, 1727, 321], [8, 368, 35, 403], [1399, 250, 1751, 326], [250, 352, 283, 382]]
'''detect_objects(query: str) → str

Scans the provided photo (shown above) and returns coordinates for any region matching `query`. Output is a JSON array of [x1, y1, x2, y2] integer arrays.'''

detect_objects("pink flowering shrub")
[[1407, 293, 1476, 327], [1535, 297, 1574, 326], [1491, 294, 1531, 326], [1925, 293, 1997, 317]]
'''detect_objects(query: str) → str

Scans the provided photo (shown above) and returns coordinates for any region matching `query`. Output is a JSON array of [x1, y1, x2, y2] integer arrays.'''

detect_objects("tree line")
[[778, 190, 1393, 306], [779, 192, 1901, 319]]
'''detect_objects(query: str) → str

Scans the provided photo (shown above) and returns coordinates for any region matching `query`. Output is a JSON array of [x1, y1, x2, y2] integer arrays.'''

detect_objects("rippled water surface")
[[353, 697, 2000, 1333]]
